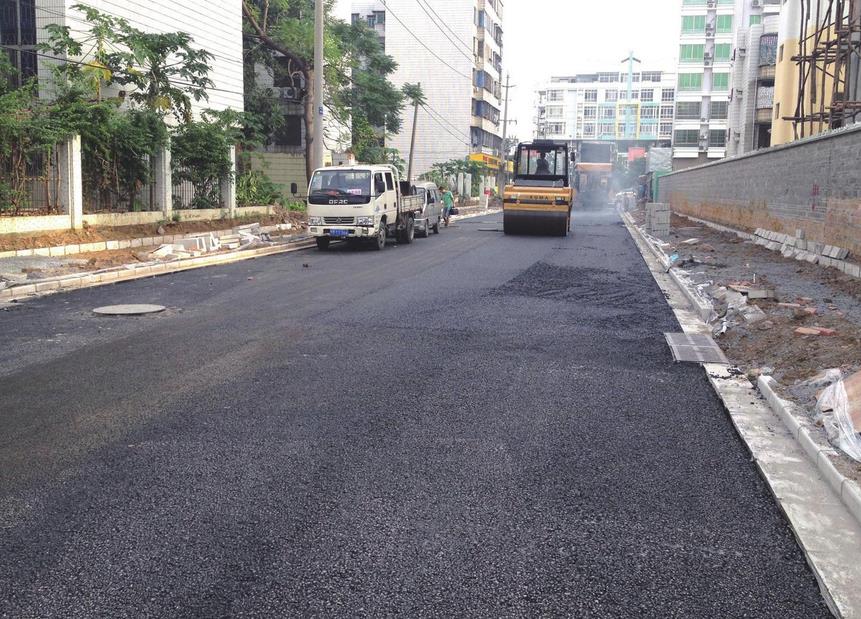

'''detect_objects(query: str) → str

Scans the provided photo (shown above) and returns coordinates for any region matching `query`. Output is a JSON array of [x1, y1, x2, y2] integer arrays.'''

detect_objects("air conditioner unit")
[[707, 0, 717, 7], [706, 26, 716, 36], [751, 0, 761, 7]]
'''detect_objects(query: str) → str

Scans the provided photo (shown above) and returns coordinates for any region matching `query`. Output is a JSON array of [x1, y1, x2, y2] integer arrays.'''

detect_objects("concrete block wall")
[[658, 124, 861, 256], [251, 153, 308, 198]]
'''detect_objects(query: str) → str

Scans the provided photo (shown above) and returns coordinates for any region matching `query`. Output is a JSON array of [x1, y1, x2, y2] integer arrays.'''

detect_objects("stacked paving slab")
[[646, 203, 671, 237]]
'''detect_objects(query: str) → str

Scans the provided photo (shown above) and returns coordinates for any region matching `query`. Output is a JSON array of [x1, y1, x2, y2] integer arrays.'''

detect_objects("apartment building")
[[533, 71, 676, 154], [352, 0, 505, 180], [2, 0, 244, 115], [726, 3, 781, 155], [672, 0, 780, 168]]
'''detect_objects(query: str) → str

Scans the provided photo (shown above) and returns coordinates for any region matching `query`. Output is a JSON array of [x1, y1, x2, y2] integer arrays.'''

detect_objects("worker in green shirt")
[[440, 186, 454, 227]]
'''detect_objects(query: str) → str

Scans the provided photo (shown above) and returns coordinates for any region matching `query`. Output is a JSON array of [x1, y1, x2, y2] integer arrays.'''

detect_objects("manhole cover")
[[93, 304, 166, 316]]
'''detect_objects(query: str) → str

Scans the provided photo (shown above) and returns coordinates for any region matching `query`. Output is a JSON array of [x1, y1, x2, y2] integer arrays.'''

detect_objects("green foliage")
[[237, 170, 282, 206], [420, 158, 491, 196], [401, 83, 426, 108], [171, 119, 232, 209], [40, 4, 214, 122]]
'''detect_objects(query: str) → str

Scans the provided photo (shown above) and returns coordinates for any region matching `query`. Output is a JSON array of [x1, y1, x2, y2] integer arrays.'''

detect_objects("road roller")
[[502, 140, 575, 236]]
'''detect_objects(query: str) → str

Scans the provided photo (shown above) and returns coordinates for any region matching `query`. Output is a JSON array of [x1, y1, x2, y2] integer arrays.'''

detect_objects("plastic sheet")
[[818, 371, 861, 462]]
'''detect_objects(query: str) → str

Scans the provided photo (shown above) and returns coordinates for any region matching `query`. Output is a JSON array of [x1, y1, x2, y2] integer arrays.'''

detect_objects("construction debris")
[[146, 227, 270, 262], [817, 369, 861, 461], [795, 326, 836, 336]]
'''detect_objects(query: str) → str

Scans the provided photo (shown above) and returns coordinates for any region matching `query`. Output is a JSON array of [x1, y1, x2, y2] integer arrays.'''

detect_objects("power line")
[[413, 0, 474, 60], [380, 0, 472, 81]]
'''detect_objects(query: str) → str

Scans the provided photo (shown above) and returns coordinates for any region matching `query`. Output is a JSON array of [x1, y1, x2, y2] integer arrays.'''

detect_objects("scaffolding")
[[790, 0, 861, 139]]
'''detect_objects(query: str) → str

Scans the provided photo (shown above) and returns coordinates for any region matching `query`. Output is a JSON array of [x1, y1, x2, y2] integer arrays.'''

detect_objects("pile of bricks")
[[646, 203, 671, 237], [753, 228, 861, 277]]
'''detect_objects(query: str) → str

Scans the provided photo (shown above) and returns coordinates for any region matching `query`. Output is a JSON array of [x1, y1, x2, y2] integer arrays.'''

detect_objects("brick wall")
[[658, 124, 861, 255]]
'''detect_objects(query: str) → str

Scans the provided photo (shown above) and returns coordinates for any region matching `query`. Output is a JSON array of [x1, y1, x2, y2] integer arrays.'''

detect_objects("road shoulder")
[[622, 208, 861, 619]]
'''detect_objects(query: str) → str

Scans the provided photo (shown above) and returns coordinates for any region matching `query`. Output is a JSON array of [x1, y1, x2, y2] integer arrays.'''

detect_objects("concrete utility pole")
[[407, 82, 421, 183], [498, 73, 513, 196], [313, 0, 325, 170]]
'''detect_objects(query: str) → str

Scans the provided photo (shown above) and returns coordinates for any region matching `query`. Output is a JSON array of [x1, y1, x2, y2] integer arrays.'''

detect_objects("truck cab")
[[307, 165, 423, 251]]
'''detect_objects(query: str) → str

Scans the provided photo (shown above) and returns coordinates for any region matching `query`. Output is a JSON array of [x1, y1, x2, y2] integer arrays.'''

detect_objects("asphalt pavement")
[[0, 204, 831, 617]]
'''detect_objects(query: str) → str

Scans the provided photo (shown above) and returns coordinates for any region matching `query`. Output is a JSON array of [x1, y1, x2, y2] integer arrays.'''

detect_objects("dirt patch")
[[635, 207, 861, 480], [0, 210, 307, 252]]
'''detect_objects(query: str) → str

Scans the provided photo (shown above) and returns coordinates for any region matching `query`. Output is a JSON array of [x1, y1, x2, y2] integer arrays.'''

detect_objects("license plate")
[[330, 229, 349, 237]]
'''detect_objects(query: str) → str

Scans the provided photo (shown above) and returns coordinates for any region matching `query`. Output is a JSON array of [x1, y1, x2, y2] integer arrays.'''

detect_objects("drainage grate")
[[664, 333, 729, 365]]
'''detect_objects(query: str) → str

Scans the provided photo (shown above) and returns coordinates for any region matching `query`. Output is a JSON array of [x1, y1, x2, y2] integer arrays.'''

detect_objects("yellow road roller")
[[503, 141, 576, 236]]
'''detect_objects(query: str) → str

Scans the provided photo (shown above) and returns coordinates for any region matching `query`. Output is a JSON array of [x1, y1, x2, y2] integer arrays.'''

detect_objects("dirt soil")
[[0, 210, 307, 252], [639, 208, 861, 480]]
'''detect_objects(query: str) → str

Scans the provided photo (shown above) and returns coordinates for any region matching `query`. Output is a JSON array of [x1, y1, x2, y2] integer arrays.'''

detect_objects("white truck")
[[306, 165, 424, 251]]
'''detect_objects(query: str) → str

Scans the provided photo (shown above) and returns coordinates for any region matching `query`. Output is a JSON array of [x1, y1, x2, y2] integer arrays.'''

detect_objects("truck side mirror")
[[290, 182, 298, 195]]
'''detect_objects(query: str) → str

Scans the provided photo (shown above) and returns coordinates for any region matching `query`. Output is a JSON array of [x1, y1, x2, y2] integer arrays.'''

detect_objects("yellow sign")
[[469, 153, 502, 170]]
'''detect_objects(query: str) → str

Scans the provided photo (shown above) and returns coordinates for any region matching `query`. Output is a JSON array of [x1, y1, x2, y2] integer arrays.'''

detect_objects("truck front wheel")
[[316, 237, 330, 251], [374, 225, 387, 251]]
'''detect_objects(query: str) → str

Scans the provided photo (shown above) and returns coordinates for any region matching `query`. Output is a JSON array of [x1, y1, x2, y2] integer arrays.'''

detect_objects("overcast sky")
[[334, 0, 682, 141]]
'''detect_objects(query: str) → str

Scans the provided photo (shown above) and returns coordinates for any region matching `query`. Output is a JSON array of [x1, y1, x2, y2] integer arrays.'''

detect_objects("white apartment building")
[[533, 71, 676, 151], [673, 0, 782, 168], [352, 0, 505, 180], [725, 4, 781, 156], [3, 0, 244, 116]]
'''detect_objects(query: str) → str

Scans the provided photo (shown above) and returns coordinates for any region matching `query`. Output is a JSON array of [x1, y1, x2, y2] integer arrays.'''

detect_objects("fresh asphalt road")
[[0, 205, 830, 617]]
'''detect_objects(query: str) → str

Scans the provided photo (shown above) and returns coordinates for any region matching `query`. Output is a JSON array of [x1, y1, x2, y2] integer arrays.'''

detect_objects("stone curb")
[[0, 222, 299, 260], [621, 210, 714, 323], [758, 376, 861, 530], [674, 213, 861, 280], [0, 237, 315, 302]]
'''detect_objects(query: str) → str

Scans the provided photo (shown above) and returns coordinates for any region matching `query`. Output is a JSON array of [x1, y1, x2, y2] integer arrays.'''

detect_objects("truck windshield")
[[309, 170, 372, 204]]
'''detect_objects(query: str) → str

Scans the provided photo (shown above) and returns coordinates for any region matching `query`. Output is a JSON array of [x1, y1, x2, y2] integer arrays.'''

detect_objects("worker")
[[535, 152, 551, 175], [440, 186, 454, 227]]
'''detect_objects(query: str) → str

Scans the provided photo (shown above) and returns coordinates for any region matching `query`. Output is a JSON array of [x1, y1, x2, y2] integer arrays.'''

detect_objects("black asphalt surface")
[[0, 204, 830, 617]]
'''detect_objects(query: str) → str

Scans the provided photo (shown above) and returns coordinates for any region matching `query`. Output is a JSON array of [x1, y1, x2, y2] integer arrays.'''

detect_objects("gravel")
[[0, 205, 830, 617]]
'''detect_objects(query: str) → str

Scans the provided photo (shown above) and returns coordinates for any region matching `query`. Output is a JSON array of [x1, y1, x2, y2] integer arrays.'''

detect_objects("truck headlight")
[[308, 216, 323, 226], [357, 216, 374, 226]]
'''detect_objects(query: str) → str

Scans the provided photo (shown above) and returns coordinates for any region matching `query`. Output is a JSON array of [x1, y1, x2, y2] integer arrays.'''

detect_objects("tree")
[[401, 82, 425, 180], [241, 0, 405, 178], [41, 4, 214, 122]]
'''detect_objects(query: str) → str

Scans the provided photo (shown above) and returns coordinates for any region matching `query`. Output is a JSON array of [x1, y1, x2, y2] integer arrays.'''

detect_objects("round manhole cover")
[[93, 304, 166, 316]]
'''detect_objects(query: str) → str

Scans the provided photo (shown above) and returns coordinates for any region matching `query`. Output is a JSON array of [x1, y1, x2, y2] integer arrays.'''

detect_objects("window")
[[712, 72, 730, 91], [584, 89, 598, 102], [597, 72, 619, 82], [775, 101, 781, 119], [2, 0, 37, 86], [682, 15, 706, 34], [373, 10, 385, 24], [710, 100, 728, 119], [750, 14, 762, 26], [682, 0, 706, 4], [716, 15, 733, 33], [547, 123, 564, 134], [583, 123, 596, 136], [274, 116, 303, 147], [760, 33, 778, 66], [605, 90, 618, 102], [601, 107, 616, 119], [640, 124, 657, 137], [660, 122, 674, 136], [674, 130, 700, 146], [599, 122, 615, 136], [662, 88, 675, 102], [641, 89, 654, 102], [385, 172, 394, 190], [640, 106, 658, 119], [642, 72, 662, 82], [366, 15, 376, 27], [546, 105, 563, 118], [584, 106, 597, 119], [660, 106, 675, 119], [779, 44, 784, 62], [374, 173, 384, 193], [547, 90, 563, 101], [351, 13, 360, 25], [680, 44, 705, 63], [709, 130, 726, 147], [676, 101, 701, 119], [714, 43, 732, 61], [678, 73, 703, 91]]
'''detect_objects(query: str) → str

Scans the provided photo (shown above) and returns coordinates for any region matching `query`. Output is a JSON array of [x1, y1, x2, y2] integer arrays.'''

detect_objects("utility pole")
[[621, 51, 641, 143], [313, 0, 325, 170], [498, 73, 513, 195], [407, 82, 421, 182]]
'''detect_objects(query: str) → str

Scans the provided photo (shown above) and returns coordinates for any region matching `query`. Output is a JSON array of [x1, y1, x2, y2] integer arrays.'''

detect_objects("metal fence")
[[172, 171, 224, 210], [0, 149, 63, 216], [81, 156, 158, 214]]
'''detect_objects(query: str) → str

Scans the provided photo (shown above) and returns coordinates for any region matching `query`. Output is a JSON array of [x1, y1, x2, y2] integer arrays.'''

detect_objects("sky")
[[334, 0, 682, 142]]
